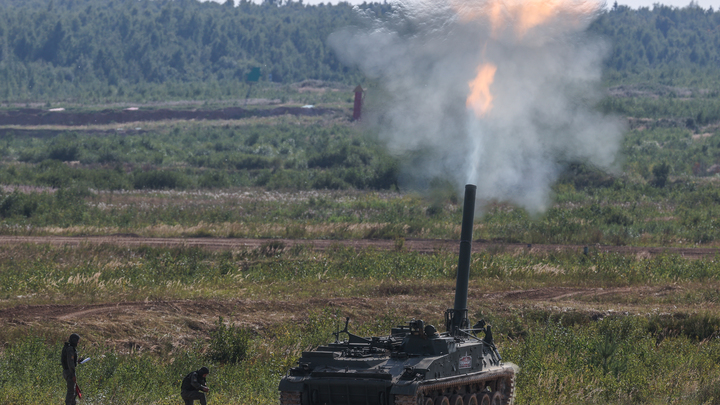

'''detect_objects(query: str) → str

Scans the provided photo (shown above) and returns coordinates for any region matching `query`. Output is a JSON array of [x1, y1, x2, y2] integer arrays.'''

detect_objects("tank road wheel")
[[462, 394, 478, 405], [279, 391, 301, 405], [449, 394, 464, 405], [422, 397, 435, 405], [435, 396, 450, 405], [478, 393, 491, 405], [490, 392, 503, 405]]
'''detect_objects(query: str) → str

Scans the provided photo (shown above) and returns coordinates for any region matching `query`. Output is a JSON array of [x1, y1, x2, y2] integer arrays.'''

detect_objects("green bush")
[[47, 143, 80, 162], [0, 191, 40, 219], [207, 317, 253, 364], [132, 170, 188, 190], [199, 171, 230, 188]]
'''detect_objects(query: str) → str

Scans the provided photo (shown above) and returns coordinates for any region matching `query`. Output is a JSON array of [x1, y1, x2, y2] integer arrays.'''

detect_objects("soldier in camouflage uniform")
[[61, 333, 85, 405], [181, 366, 210, 405]]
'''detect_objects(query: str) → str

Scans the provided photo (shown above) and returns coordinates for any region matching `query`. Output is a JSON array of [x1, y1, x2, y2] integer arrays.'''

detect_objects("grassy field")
[[2, 81, 720, 404], [5, 182, 720, 246], [1, 242, 720, 404], [2, 88, 720, 246]]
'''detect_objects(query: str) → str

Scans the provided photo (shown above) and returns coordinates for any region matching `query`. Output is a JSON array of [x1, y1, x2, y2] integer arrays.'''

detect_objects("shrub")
[[652, 161, 670, 188], [0, 191, 40, 218], [312, 170, 349, 190], [132, 170, 188, 190], [199, 170, 230, 189], [48, 142, 80, 162], [207, 317, 252, 364]]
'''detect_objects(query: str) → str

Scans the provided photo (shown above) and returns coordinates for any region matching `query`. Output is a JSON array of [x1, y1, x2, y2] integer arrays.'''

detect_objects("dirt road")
[[0, 235, 714, 351], [0, 282, 701, 352]]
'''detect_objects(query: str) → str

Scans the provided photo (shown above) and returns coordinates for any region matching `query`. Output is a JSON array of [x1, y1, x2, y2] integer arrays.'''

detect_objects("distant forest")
[[0, 0, 718, 102]]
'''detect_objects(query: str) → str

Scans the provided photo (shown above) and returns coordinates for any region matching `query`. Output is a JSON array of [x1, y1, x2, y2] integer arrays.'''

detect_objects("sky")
[[208, 0, 719, 9]]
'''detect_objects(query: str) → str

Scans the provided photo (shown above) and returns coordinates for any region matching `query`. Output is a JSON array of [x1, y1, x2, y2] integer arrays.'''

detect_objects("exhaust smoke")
[[329, 0, 625, 213]]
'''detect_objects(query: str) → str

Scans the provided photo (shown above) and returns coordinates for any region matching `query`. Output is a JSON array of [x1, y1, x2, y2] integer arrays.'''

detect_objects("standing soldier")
[[60, 333, 85, 405], [181, 366, 210, 405]]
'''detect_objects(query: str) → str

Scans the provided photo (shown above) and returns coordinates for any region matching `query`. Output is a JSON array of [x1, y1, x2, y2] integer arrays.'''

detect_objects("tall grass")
[[5, 180, 720, 245], [4, 312, 720, 404], [2, 244, 720, 403], [3, 244, 720, 303], [0, 244, 711, 304]]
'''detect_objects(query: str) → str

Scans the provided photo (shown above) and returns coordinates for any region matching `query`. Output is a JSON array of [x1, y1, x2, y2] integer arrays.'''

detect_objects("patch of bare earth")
[[0, 282, 713, 353]]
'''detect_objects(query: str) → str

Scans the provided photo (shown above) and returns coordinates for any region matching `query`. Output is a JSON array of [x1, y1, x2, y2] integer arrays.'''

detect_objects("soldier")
[[60, 333, 85, 405], [181, 366, 210, 405]]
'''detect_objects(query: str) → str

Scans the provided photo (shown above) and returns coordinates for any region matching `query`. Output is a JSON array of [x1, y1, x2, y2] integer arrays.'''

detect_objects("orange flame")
[[459, 1, 599, 117], [466, 63, 497, 117], [453, 0, 599, 38]]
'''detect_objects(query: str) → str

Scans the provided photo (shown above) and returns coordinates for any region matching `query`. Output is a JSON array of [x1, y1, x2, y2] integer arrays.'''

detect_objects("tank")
[[279, 184, 516, 405]]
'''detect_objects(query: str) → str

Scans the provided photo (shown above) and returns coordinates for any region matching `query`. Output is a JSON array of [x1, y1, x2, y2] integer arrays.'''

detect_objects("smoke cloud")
[[329, 0, 625, 213]]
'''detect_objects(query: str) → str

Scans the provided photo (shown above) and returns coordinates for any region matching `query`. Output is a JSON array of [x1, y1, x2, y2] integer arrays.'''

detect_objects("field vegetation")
[[2, 243, 720, 404], [0, 89, 720, 247]]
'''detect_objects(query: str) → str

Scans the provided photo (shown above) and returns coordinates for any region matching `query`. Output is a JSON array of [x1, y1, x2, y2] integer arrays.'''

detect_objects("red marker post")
[[352, 85, 364, 121]]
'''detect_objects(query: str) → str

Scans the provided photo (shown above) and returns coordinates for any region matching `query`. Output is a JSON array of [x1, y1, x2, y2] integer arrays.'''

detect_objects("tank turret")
[[279, 184, 516, 405]]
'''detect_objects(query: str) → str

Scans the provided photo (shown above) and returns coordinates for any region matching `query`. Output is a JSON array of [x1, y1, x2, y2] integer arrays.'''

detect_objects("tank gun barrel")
[[449, 184, 476, 334]]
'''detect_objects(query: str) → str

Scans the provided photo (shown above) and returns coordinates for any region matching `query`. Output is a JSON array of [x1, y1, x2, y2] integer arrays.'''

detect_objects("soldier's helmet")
[[69, 333, 80, 346]]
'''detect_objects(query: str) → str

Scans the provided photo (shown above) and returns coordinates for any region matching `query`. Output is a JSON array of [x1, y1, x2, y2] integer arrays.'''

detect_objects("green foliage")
[[652, 161, 670, 187], [0, 0, 376, 103], [5, 243, 720, 302], [0, 187, 88, 225], [591, 4, 720, 87], [6, 309, 720, 404], [0, 0, 716, 103], [647, 312, 720, 342], [498, 313, 720, 404], [0, 122, 398, 192], [0, 335, 281, 404], [2, 243, 720, 403], [132, 170, 189, 190], [208, 317, 253, 364]]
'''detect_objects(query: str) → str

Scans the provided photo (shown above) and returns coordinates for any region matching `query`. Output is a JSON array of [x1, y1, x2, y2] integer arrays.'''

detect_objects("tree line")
[[592, 2, 720, 87], [0, 0, 717, 103]]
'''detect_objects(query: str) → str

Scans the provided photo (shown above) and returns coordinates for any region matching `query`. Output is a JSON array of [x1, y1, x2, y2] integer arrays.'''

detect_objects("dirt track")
[[0, 235, 716, 259], [0, 285, 658, 322], [0, 235, 715, 350], [0, 282, 694, 351]]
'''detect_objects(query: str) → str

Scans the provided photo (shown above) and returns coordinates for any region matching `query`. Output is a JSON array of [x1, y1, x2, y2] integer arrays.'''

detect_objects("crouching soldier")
[[181, 366, 210, 405], [61, 333, 85, 405]]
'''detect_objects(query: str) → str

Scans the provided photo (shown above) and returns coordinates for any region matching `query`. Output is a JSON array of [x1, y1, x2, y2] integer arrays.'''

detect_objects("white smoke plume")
[[329, 0, 626, 213]]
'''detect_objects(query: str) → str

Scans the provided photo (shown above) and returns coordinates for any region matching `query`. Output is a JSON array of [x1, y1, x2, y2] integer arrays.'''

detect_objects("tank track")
[[279, 367, 515, 405], [395, 366, 515, 405], [279, 391, 301, 405]]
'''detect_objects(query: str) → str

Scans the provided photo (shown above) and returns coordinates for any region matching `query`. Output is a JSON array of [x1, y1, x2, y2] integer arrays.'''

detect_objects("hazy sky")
[[209, 0, 718, 8]]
